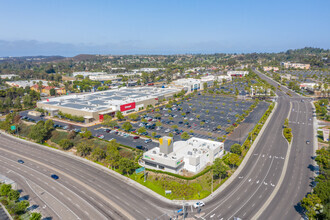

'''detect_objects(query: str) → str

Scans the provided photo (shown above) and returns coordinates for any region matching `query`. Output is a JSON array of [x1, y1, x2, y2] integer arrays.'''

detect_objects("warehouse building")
[[142, 136, 224, 174], [37, 87, 180, 123]]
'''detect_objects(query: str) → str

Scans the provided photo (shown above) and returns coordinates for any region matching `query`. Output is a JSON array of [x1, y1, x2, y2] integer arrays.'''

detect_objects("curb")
[[204, 101, 278, 203], [311, 102, 318, 179], [252, 101, 293, 219], [0, 203, 13, 220], [0, 131, 177, 206]]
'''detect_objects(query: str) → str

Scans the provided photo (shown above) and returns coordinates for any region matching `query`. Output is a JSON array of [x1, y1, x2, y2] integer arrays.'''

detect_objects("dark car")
[[105, 129, 111, 133], [136, 145, 145, 150], [133, 136, 140, 139], [114, 126, 120, 129], [154, 135, 161, 138], [51, 174, 59, 180], [178, 121, 183, 124], [17, 160, 24, 164]]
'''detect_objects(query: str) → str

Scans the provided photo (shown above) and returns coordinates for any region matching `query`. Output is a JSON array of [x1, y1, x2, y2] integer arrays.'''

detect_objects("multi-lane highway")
[[0, 70, 315, 220], [0, 133, 178, 220]]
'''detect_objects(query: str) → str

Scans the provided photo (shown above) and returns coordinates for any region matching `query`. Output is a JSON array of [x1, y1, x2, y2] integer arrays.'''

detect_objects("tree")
[[102, 115, 113, 126], [171, 125, 178, 129], [80, 128, 92, 139], [30, 212, 42, 220], [156, 121, 162, 127], [118, 158, 135, 175], [128, 113, 138, 121], [50, 88, 56, 96], [37, 81, 43, 93], [122, 122, 132, 131], [8, 189, 20, 201], [301, 193, 322, 219], [116, 111, 124, 121], [76, 142, 92, 157], [28, 121, 47, 143], [14, 97, 21, 109], [44, 119, 54, 133], [213, 158, 228, 180], [228, 154, 240, 168], [230, 144, 242, 155], [59, 139, 73, 150], [205, 109, 210, 114], [181, 132, 190, 140], [137, 127, 146, 134], [14, 200, 30, 214], [151, 132, 156, 137], [196, 114, 200, 119], [0, 184, 11, 196], [106, 140, 121, 169], [23, 94, 32, 108], [217, 125, 221, 130], [91, 147, 106, 161]]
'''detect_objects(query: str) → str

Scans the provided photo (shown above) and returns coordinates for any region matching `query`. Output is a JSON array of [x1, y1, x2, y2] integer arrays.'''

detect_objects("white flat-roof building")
[[72, 72, 105, 77], [171, 78, 202, 92], [227, 71, 249, 77], [142, 137, 224, 174], [6, 80, 49, 88], [37, 87, 179, 123], [132, 68, 165, 73], [0, 74, 18, 79]]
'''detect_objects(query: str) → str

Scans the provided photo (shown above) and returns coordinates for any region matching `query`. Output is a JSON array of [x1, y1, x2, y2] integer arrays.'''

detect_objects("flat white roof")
[[38, 86, 179, 113]]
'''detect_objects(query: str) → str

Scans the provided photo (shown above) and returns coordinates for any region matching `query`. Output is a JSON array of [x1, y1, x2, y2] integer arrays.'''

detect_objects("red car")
[[133, 136, 140, 139], [148, 119, 152, 122]]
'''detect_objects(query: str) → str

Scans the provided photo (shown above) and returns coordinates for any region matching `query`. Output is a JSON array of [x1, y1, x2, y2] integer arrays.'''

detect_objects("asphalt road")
[[0, 134, 178, 220], [192, 70, 315, 220], [4, 70, 315, 220]]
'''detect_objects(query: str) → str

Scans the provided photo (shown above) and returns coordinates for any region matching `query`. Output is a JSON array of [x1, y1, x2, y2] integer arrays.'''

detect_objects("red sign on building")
[[99, 114, 104, 122], [120, 102, 136, 112]]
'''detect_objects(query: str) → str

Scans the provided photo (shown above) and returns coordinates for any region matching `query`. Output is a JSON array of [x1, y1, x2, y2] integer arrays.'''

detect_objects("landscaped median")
[[283, 118, 292, 143], [0, 101, 276, 201]]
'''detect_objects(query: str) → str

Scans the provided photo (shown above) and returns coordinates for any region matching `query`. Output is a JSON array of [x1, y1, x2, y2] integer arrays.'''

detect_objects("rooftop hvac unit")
[[152, 151, 156, 154], [187, 151, 192, 155]]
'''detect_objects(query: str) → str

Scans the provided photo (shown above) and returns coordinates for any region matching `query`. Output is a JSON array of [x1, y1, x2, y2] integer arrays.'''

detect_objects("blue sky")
[[0, 0, 329, 56]]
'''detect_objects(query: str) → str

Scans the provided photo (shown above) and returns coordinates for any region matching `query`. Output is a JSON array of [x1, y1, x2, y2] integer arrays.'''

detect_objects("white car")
[[189, 118, 194, 121], [165, 129, 170, 133], [193, 201, 205, 208]]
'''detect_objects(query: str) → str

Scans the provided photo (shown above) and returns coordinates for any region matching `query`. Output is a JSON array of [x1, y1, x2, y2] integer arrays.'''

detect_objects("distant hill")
[[71, 54, 99, 61], [0, 55, 66, 63], [284, 47, 330, 55]]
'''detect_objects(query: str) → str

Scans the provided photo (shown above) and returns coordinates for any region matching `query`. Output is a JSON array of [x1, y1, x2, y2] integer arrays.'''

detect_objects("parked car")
[[17, 160, 24, 164], [165, 129, 170, 133], [133, 136, 140, 139], [154, 135, 161, 138], [136, 145, 145, 150], [145, 139, 152, 144]]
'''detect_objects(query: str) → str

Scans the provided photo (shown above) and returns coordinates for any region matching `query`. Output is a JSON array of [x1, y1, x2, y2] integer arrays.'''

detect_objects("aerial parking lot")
[[116, 93, 270, 150]]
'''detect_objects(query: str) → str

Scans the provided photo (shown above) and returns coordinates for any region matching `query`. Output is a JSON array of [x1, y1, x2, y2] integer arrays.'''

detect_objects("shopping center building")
[[37, 87, 180, 123]]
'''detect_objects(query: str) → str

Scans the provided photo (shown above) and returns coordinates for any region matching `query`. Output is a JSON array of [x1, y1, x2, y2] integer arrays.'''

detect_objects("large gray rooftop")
[[39, 87, 179, 113]]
